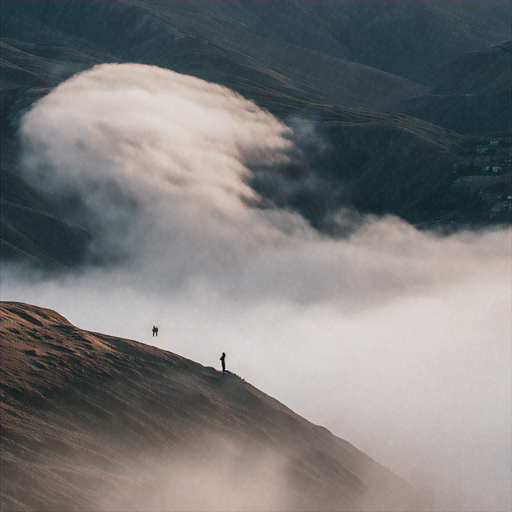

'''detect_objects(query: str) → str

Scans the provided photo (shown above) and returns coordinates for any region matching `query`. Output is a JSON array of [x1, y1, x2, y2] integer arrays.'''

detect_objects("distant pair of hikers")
[[150, 326, 226, 373]]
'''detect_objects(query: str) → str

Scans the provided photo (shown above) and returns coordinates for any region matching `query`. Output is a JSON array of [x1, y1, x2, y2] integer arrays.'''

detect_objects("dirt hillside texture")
[[1, 301, 428, 511]]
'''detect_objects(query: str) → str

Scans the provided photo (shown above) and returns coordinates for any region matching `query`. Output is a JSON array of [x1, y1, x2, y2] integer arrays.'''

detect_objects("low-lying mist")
[[2, 63, 510, 511], [92, 434, 292, 512], [88, 431, 408, 512]]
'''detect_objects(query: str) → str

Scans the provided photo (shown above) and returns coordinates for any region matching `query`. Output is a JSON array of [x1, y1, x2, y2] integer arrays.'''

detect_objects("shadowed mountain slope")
[[2, 1, 510, 117], [1, 134, 92, 268], [3, 1, 510, 79], [1, 1, 428, 112], [1, 1, 510, 270], [398, 43, 511, 135], [0, 301, 428, 511]]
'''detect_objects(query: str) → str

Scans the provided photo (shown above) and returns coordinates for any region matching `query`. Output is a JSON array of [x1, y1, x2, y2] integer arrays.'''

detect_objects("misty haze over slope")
[[1, 2, 511, 511], [2, 301, 430, 512]]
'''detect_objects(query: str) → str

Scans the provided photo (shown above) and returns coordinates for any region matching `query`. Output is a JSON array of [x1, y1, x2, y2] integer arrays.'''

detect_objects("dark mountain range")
[[2, 1, 510, 114], [1, 301, 429, 511], [0, 128, 91, 268], [398, 42, 511, 135], [3, 1, 510, 82], [1, 0, 510, 270]]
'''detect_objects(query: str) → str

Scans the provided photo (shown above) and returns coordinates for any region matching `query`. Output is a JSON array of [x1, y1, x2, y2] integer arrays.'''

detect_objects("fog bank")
[[2, 63, 510, 511]]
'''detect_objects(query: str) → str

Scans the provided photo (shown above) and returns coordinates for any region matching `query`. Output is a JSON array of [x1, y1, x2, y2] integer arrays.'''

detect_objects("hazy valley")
[[1, 2, 510, 511]]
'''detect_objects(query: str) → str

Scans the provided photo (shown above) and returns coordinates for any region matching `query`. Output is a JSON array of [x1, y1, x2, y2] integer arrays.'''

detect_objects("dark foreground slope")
[[0, 302, 428, 512]]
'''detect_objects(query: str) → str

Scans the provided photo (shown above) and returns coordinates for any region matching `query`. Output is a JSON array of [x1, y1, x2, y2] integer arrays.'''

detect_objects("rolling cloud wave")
[[4, 63, 511, 511]]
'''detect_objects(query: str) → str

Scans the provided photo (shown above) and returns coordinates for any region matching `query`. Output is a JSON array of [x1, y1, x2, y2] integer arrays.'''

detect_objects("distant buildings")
[[481, 165, 504, 173], [456, 137, 510, 176]]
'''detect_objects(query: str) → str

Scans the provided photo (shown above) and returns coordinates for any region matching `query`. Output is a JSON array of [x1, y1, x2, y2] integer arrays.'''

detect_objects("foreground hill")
[[0, 301, 428, 511]]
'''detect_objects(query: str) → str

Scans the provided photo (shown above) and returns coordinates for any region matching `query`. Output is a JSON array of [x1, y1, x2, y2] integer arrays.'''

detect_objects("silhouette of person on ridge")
[[152, 325, 158, 337], [220, 352, 226, 373]]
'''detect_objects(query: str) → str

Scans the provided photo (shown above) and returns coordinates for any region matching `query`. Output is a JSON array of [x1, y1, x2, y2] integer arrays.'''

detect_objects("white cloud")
[[3, 63, 510, 511]]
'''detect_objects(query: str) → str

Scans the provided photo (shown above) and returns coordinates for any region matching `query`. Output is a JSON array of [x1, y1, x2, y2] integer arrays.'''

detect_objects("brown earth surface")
[[1, 301, 429, 511]]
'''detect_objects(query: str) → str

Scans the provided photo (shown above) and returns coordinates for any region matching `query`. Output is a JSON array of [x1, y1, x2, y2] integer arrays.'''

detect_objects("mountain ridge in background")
[[1, 0, 510, 271]]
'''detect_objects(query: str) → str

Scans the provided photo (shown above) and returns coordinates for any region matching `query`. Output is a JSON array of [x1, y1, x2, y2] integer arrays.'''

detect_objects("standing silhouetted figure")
[[152, 325, 158, 337], [220, 352, 226, 373]]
